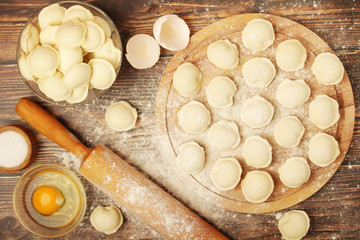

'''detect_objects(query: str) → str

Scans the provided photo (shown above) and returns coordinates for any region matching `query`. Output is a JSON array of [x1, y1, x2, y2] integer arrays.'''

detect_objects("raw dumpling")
[[20, 23, 40, 54], [278, 210, 310, 240], [309, 95, 340, 129], [38, 3, 65, 30], [276, 79, 311, 108], [276, 39, 307, 72], [177, 101, 210, 134], [39, 25, 59, 46], [63, 5, 94, 22], [240, 96, 274, 128], [308, 132, 340, 167], [242, 136, 272, 168], [89, 59, 116, 90], [274, 116, 305, 148], [207, 39, 239, 70], [105, 101, 137, 131], [207, 120, 240, 150], [26, 45, 60, 79], [63, 63, 91, 90], [55, 19, 86, 48], [210, 158, 242, 191], [66, 84, 89, 104], [278, 157, 310, 188], [241, 18, 275, 51], [93, 16, 112, 38], [176, 141, 205, 174], [58, 46, 83, 73], [241, 170, 274, 203], [206, 76, 237, 108], [90, 205, 123, 235], [38, 72, 71, 101], [90, 38, 122, 69], [173, 62, 202, 97], [241, 57, 276, 88], [18, 53, 34, 81], [312, 52, 344, 85], [81, 21, 105, 52]]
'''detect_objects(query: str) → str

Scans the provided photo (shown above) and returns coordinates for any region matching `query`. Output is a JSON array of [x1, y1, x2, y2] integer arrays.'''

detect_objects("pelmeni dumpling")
[[242, 136, 272, 168], [58, 46, 83, 73], [63, 63, 91, 90], [207, 39, 239, 70], [93, 16, 111, 37], [241, 170, 274, 203], [90, 205, 123, 235], [26, 45, 60, 79], [207, 120, 240, 150], [63, 5, 94, 22], [38, 3, 65, 30], [278, 210, 310, 240], [81, 21, 106, 52], [308, 132, 340, 167], [274, 116, 305, 148], [241, 57, 276, 88], [105, 101, 138, 131], [240, 96, 274, 128], [18, 53, 34, 81], [276, 79, 311, 108], [20, 23, 40, 54], [89, 59, 116, 90], [242, 18, 275, 51], [210, 158, 242, 191], [276, 39, 307, 72], [39, 25, 59, 46], [312, 52, 344, 85], [55, 19, 87, 48], [177, 101, 210, 134], [38, 71, 71, 101], [173, 62, 202, 97], [176, 141, 205, 174], [309, 95, 340, 129], [206, 76, 237, 108], [278, 157, 310, 188], [66, 84, 89, 104], [90, 38, 122, 68]]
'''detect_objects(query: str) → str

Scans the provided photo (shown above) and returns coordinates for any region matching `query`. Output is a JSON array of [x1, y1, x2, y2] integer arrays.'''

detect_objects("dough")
[[176, 141, 205, 174], [207, 120, 240, 150], [312, 52, 344, 85], [207, 39, 239, 70], [240, 96, 274, 128], [274, 116, 305, 148], [242, 18, 275, 51], [309, 95, 340, 129], [241, 57, 276, 88], [242, 136, 272, 168], [278, 210, 310, 240], [89, 58, 116, 90], [90, 205, 123, 235], [276, 79, 311, 108], [308, 132, 340, 167], [105, 101, 137, 131], [241, 170, 274, 203], [173, 62, 202, 97], [278, 157, 310, 188], [177, 101, 210, 134], [210, 158, 242, 191], [206, 76, 237, 108], [276, 39, 307, 72]]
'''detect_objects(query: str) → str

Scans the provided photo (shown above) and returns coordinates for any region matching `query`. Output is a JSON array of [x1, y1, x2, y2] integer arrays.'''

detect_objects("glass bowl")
[[16, 1, 122, 106], [13, 164, 87, 238]]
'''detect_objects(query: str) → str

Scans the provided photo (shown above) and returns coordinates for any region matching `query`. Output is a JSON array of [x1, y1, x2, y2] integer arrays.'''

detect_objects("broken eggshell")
[[153, 14, 190, 51], [126, 34, 160, 69]]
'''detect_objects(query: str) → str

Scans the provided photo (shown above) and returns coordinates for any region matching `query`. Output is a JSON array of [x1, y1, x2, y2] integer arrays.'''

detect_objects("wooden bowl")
[[0, 125, 37, 173]]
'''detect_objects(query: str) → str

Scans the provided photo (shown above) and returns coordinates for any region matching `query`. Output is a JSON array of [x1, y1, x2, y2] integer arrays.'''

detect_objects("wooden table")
[[0, 0, 359, 239]]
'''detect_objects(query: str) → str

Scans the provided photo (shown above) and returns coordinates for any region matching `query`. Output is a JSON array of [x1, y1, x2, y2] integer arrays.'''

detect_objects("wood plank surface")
[[0, 0, 359, 239]]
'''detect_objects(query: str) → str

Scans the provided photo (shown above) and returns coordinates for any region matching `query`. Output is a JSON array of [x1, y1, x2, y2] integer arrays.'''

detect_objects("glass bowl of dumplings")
[[17, 1, 122, 105]]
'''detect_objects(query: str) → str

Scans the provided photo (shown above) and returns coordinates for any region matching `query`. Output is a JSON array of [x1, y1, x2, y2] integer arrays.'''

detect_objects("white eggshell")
[[39, 25, 59, 46], [55, 19, 87, 48], [20, 23, 40, 54], [38, 3, 65, 29], [153, 14, 190, 51], [89, 58, 116, 89], [58, 46, 83, 73], [93, 16, 112, 37], [26, 45, 60, 79], [125, 34, 160, 69], [63, 63, 91, 90], [63, 5, 94, 22], [89, 38, 121, 68], [18, 53, 35, 81], [81, 21, 105, 52], [66, 84, 89, 104], [38, 71, 71, 101]]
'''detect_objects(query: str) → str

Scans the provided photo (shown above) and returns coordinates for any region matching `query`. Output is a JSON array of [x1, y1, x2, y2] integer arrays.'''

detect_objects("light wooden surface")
[[0, 0, 359, 239]]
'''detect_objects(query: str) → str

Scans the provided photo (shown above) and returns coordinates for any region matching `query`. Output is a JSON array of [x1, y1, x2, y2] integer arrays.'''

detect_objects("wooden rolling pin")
[[16, 98, 228, 240]]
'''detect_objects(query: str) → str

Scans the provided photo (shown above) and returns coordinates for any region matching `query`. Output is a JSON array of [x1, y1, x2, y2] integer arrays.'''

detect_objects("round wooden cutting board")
[[155, 13, 355, 213]]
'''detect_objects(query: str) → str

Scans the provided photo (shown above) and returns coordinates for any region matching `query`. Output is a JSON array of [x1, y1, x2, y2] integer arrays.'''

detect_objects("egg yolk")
[[31, 185, 64, 215]]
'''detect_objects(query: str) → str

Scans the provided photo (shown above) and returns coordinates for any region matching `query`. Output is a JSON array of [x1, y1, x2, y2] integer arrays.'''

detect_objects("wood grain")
[[0, 0, 359, 239]]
